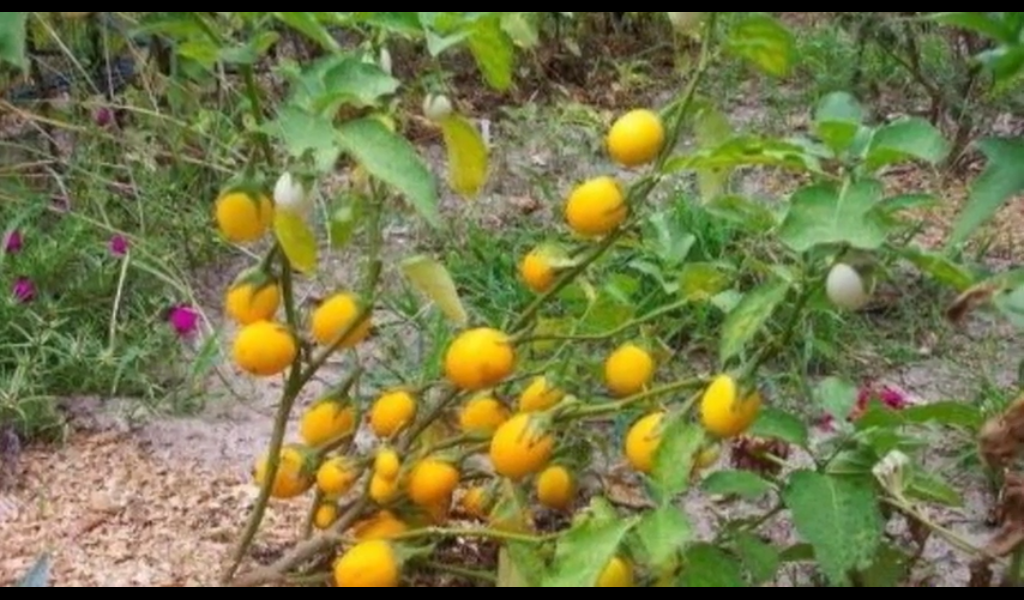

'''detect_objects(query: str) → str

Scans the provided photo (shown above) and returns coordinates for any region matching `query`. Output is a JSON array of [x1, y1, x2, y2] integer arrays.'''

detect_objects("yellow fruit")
[[518, 376, 565, 413], [317, 457, 358, 497], [225, 280, 281, 326], [314, 503, 339, 530], [607, 109, 666, 168], [536, 466, 575, 511], [604, 343, 655, 397], [334, 540, 400, 588], [596, 556, 634, 587], [232, 321, 298, 377], [520, 249, 557, 294], [625, 412, 665, 474], [311, 293, 372, 348], [370, 473, 400, 505], [461, 487, 494, 519], [254, 445, 314, 499], [564, 176, 627, 237], [490, 413, 555, 481], [459, 397, 511, 436], [700, 375, 762, 438], [371, 391, 418, 438], [374, 448, 402, 481], [444, 328, 516, 391], [407, 460, 460, 507], [300, 400, 357, 447], [353, 511, 409, 542], [215, 191, 273, 244]]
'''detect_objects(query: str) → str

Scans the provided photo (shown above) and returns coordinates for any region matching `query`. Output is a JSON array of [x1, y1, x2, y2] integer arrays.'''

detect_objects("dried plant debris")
[[979, 395, 1024, 470], [986, 473, 1024, 558]]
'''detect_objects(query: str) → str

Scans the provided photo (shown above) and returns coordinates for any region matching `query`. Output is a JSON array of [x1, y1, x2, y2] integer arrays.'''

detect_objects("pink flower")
[[94, 107, 114, 128], [4, 230, 22, 254], [818, 383, 910, 432], [168, 305, 200, 337], [12, 278, 35, 303], [109, 235, 129, 257]]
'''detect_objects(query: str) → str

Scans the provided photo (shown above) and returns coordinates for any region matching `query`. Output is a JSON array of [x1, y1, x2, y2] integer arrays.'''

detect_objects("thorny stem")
[[885, 497, 1006, 565], [303, 490, 326, 539]]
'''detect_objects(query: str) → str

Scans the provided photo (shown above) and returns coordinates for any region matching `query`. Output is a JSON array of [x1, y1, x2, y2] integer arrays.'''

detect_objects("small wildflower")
[[109, 235, 129, 257], [4, 230, 23, 254], [168, 305, 200, 337], [94, 107, 114, 128], [818, 382, 910, 431], [12, 278, 35, 303]]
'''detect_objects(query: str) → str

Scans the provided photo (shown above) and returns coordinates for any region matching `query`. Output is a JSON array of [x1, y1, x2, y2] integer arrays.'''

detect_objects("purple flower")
[[12, 278, 35, 303], [4, 230, 22, 254], [109, 235, 129, 257], [168, 305, 200, 338], [94, 107, 114, 128]]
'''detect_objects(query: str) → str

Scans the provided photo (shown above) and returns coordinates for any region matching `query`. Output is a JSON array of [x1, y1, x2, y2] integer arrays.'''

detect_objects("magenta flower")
[[818, 382, 910, 431], [168, 305, 200, 337], [4, 230, 22, 254], [109, 235, 129, 257], [94, 107, 114, 128], [12, 278, 35, 303]]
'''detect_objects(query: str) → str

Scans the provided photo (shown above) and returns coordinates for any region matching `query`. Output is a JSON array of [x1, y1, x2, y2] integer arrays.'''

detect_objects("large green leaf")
[[670, 136, 817, 173], [855, 401, 984, 430], [274, 12, 341, 52], [898, 246, 974, 292], [400, 255, 469, 326], [704, 195, 777, 232], [859, 544, 913, 587], [678, 544, 747, 587], [652, 417, 705, 499], [336, 118, 441, 228], [906, 470, 963, 507], [542, 506, 638, 587], [782, 471, 884, 586], [779, 179, 889, 253], [467, 15, 514, 91], [930, 12, 1016, 43], [947, 138, 1024, 249], [273, 212, 318, 274], [702, 470, 774, 500], [0, 12, 28, 70], [679, 262, 733, 302], [719, 277, 791, 365], [288, 54, 400, 114], [637, 505, 693, 570], [439, 114, 489, 199], [724, 14, 795, 78], [864, 117, 950, 170], [733, 533, 780, 585], [814, 92, 865, 153], [266, 106, 340, 173], [749, 407, 809, 448], [816, 377, 859, 426]]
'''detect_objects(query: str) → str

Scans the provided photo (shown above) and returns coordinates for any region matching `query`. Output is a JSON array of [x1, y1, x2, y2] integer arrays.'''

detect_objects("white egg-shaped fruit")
[[826, 263, 870, 311]]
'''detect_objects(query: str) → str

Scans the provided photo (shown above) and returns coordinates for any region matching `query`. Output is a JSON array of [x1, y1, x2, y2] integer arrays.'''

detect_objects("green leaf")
[[399, 255, 469, 327], [779, 179, 889, 253], [749, 408, 809, 447], [704, 195, 778, 232], [673, 136, 817, 173], [880, 193, 940, 215], [274, 12, 341, 52], [499, 543, 543, 587], [826, 447, 880, 477], [266, 106, 340, 173], [678, 544, 747, 587], [328, 195, 361, 249], [647, 210, 695, 266], [273, 212, 318, 274], [652, 417, 705, 498], [859, 544, 913, 587], [467, 15, 514, 91], [814, 92, 865, 153], [291, 55, 400, 113], [336, 118, 440, 228], [779, 543, 816, 563], [16, 553, 50, 588], [680, 262, 733, 302], [637, 505, 693, 569], [439, 115, 488, 199], [719, 277, 791, 365], [995, 285, 1024, 329], [703, 470, 774, 500], [0, 12, 28, 70], [855, 401, 984, 430], [733, 533, 780, 585], [542, 510, 638, 587], [898, 246, 974, 292], [692, 104, 735, 199], [906, 470, 963, 507], [947, 138, 1024, 249], [501, 13, 540, 48], [864, 117, 950, 169], [930, 12, 1015, 43], [725, 15, 795, 78], [816, 377, 859, 425], [782, 471, 885, 586]]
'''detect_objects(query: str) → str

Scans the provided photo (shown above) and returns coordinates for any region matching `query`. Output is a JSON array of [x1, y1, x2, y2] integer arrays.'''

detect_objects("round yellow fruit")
[[374, 448, 402, 481], [371, 391, 417, 438], [625, 412, 665, 474], [536, 466, 575, 512], [314, 503, 339, 530], [300, 400, 357, 447], [607, 109, 666, 168], [490, 413, 555, 481], [564, 176, 627, 237], [334, 540, 400, 588], [232, 321, 298, 377], [520, 249, 557, 294], [215, 191, 273, 244], [518, 376, 566, 413], [459, 397, 511, 436], [597, 556, 634, 587], [353, 511, 409, 542], [225, 280, 280, 326], [311, 293, 372, 348], [254, 445, 314, 499], [700, 375, 762, 438], [461, 487, 494, 520], [407, 459, 460, 507], [370, 473, 400, 505], [444, 328, 516, 391], [317, 457, 358, 497], [604, 343, 655, 397]]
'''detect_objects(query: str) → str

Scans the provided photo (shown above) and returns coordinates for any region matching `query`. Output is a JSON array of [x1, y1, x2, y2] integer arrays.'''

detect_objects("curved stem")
[[562, 378, 706, 420]]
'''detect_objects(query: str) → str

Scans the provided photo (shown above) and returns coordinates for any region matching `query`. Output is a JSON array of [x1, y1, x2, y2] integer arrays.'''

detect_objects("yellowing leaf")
[[400, 255, 468, 326], [274, 211, 318, 274], [439, 115, 488, 199]]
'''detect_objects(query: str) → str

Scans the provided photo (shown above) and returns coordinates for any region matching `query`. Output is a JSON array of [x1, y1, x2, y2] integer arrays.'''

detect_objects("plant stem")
[[396, 526, 550, 546], [423, 561, 498, 584], [885, 497, 1005, 564], [562, 378, 706, 420], [520, 297, 691, 344]]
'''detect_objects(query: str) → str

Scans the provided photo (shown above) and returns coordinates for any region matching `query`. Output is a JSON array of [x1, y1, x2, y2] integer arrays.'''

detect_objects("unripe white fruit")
[[379, 48, 393, 75], [423, 94, 453, 122], [826, 263, 870, 311], [273, 172, 312, 216], [667, 12, 703, 33]]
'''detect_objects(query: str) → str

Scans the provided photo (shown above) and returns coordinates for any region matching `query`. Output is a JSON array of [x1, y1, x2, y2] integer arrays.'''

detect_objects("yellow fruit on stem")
[[564, 176, 628, 237], [536, 466, 575, 511], [604, 343, 655, 397], [490, 413, 555, 481], [444, 328, 516, 391], [371, 391, 418, 438], [254, 445, 314, 499], [607, 109, 666, 168], [374, 448, 402, 481], [314, 503, 339, 530], [407, 459, 460, 507], [459, 397, 511, 436], [232, 321, 298, 377], [334, 540, 401, 588], [353, 511, 408, 541], [520, 249, 557, 293], [301, 399, 357, 447], [518, 376, 566, 413], [625, 412, 664, 474], [317, 457, 358, 497], [225, 279, 281, 326], [700, 375, 762, 438], [370, 473, 400, 505], [460, 487, 495, 520], [311, 293, 372, 348], [215, 191, 273, 244], [596, 556, 635, 587]]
